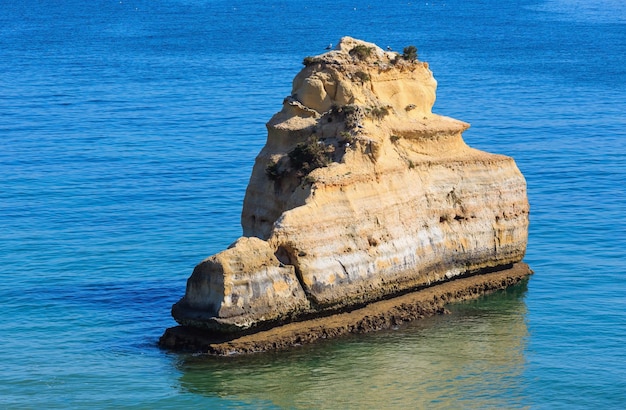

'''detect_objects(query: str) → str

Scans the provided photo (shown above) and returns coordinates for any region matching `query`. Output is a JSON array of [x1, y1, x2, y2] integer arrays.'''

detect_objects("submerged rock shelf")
[[160, 37, 530, 353]]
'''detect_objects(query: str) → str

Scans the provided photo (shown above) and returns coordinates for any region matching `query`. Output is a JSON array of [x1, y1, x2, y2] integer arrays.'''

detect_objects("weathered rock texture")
[[168, 37, 529, 338]]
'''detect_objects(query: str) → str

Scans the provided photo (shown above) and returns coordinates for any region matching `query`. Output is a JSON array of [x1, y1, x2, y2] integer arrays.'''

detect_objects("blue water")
[[1, 0, 625, 408]]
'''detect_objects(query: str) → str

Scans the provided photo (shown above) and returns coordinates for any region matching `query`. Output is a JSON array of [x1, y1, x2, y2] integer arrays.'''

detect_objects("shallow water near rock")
[[1, 0, 625, 408], [176, 281, 531, 408]]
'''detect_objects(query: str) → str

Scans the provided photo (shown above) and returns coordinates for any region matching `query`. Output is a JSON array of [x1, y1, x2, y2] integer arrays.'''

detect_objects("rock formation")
[[167, 37, 530, 338]]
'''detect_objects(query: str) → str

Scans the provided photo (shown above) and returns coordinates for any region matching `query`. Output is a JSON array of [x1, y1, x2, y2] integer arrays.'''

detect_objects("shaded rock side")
[[171, 37, 529, 332]]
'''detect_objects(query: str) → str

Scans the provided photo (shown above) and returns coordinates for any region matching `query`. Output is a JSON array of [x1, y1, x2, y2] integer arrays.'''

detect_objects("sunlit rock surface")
[[170, 37, 529, 333]]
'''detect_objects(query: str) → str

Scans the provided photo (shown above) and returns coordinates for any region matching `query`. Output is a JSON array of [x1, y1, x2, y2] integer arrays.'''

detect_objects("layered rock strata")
[[167, 37, 530, 338]]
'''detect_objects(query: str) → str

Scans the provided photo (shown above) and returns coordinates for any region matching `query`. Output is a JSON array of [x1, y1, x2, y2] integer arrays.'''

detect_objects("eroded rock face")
[[172, 237, 309, 331], [171, 37, 529, 331]]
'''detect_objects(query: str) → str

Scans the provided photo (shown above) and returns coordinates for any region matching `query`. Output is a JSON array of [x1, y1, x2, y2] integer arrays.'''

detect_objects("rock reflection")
[[174, 279, 530, 409]]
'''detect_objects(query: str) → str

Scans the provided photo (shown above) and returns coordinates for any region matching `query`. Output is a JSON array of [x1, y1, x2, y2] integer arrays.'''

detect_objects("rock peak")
[[279, 36, 446, 125]]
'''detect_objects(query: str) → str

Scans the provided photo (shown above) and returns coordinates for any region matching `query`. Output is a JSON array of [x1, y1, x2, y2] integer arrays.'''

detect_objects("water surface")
[[1, 0, 625, 408]]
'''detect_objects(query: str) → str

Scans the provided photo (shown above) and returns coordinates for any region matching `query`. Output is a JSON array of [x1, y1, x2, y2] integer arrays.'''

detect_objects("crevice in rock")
[[275, 244, 312, 304], [337, 259, 350, 278]]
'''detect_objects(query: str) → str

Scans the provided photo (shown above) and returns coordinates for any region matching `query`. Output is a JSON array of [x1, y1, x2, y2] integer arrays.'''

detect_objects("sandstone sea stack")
[[160, 37, 530, 353]]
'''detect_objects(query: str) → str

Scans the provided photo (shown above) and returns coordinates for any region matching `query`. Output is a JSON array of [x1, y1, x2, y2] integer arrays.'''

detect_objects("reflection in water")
[[175, 280, 530, 409]]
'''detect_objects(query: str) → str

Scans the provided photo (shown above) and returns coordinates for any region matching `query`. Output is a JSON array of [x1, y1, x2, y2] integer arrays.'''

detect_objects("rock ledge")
[[160, 263, 532, 355]]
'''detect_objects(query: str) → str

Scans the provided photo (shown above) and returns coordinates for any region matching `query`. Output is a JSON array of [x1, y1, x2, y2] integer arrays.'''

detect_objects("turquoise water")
[[1, 0, 625, 408]]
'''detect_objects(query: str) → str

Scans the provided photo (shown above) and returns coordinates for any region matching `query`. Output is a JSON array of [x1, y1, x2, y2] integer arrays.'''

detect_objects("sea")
[[1, 0, 625, 408]]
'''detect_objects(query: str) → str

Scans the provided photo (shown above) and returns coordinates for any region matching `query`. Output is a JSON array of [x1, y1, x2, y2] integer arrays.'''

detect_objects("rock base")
[[159, 262, 532, 355]]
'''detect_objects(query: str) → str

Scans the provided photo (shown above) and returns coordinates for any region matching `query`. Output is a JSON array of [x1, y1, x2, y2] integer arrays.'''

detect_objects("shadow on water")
[[172, 279, 531, 409]]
